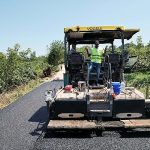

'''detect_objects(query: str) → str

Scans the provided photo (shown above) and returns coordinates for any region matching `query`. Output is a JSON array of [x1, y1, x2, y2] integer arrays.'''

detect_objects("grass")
[[0, 65, 61, 110], [0, 79, 44, 109], [125, 71, 150, 98], [0, 74, 57, 110]]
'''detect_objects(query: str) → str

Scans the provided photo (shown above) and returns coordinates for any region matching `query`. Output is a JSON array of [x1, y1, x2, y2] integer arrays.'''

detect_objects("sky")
[[0, 0, 150, 56]]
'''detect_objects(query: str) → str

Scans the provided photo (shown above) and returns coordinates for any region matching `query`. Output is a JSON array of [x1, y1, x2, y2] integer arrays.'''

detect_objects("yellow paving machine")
[[45, 26, 150, 132]]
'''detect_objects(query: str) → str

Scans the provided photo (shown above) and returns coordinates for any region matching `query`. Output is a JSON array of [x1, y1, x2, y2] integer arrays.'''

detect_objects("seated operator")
[[87, 40, 103, 86], [68, 44, 76, 55]]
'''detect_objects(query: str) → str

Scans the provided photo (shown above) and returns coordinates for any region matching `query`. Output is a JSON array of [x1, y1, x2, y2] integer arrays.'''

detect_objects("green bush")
[[125, 72, 150, 88], [47, 40, 64, 66], [0, 44, 49, 93]]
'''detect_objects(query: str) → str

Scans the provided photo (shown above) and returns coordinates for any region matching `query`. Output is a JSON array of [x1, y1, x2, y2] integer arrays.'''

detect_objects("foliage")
[[125, 72, 150, 97], [125, 72, 150, 88], [124, 36, 150, 71], [1, 36, 149, 94], [0, 52, 7, 92], [0, 44, 48, 93], [47, 40, 64, 66]]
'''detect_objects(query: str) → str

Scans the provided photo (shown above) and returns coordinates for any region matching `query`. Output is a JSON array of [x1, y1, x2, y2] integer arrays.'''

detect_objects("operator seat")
[[68, 51, 84, 70], [104, 53, 121, 82], [67, 52, 84, 85]]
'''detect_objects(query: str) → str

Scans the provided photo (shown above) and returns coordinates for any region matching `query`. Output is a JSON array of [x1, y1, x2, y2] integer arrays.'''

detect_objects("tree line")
[[0, 44, 47, 93], [0, 37, 149, 94], [0, 41, 64, 93], [118, 36, 150, 97], [123, 36, 150, 71]]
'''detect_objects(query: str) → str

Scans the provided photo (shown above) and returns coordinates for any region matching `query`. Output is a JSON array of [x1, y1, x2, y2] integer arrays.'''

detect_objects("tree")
[[47, 40, 64, 66], [0, 43, 49, 93], [136, 36, 144, 49], [14, 43, 21, 51], [6, 47, 20, 88], [30, 51, 36, 60], [125, 42, 137, 56], [0, 52, 7, 92], [145, 41, 150, 70], [19, 48, 32, 60]]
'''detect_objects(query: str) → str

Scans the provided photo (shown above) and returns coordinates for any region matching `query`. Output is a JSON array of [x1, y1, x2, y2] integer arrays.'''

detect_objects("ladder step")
[[89, 72, 104, 75], [90, 99, 106, 102], [89, 85, 105, 89], [84, 73, 104, 76], [90, 110, 110, 113], [98, 78, 103, 80]]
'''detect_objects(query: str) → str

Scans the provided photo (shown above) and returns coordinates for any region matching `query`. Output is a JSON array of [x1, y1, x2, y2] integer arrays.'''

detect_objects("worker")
[[68, 44, 76, 55], [87, 40, 103, 86]]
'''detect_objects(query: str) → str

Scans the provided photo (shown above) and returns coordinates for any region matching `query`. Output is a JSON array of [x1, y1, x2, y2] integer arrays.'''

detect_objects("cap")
[[95, 40, 99, 45]]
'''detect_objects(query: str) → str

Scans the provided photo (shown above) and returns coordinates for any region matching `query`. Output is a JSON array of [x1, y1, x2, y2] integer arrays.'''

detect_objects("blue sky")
[[0, 0, 150, 56]]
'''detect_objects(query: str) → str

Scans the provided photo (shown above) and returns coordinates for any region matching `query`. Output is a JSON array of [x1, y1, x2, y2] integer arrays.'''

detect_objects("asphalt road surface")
[[1, 74, 150, 149], [0, 79, 63, 150]]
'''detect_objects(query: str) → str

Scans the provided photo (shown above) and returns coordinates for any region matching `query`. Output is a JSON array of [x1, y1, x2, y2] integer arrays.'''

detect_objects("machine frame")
[[46, 26, 150, 131]]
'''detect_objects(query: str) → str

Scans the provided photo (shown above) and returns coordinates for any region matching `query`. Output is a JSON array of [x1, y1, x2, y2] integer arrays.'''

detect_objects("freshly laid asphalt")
[[0, 80, 63, 150], [1, 79, 150, 150]]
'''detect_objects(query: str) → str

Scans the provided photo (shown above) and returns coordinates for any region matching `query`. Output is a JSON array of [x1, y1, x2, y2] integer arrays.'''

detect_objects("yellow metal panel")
[[64, 26, 125, 33], [64, 26, 139, 33]]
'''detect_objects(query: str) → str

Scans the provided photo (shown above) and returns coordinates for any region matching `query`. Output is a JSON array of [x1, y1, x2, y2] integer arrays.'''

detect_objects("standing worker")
[[87, 40, 103, 86]]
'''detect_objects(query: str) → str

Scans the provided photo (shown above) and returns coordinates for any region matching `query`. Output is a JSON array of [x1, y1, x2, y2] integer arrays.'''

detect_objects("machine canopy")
[[64, 26, 139, 44]]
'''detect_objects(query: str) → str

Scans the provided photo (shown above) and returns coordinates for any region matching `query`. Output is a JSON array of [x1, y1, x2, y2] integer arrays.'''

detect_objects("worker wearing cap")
[[87, 40, 103, 85]]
